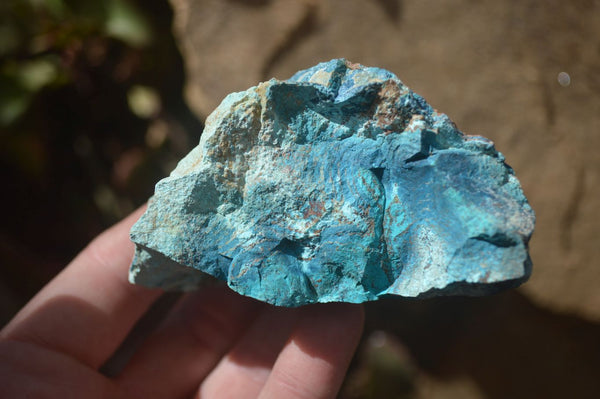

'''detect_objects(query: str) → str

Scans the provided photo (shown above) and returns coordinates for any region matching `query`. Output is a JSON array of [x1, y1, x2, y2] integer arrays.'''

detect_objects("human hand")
[[0, 208, 364, 398]]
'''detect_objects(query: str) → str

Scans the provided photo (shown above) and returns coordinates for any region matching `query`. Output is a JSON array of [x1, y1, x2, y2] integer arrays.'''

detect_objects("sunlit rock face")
[[129, 59, 535, 307]]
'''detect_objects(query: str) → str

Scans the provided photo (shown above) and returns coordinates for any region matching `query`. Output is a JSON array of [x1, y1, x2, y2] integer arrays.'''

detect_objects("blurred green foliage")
[[0, 0, 201, 316], [0, 0, 152, 126]]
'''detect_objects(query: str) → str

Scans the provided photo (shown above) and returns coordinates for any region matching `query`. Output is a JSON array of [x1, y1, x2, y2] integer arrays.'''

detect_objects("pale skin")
[[0, 207, 364, 398]]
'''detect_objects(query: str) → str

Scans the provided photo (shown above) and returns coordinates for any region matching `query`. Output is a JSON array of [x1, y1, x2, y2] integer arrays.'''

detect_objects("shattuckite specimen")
[[129, 59, 535, 307]]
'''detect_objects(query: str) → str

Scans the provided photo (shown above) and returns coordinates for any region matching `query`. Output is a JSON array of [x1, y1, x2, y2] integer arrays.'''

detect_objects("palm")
[[1, 208, 363, 399]]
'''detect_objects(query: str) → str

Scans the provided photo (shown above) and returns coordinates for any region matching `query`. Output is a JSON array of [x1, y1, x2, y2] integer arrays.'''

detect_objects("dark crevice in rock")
[[328, 59, 350, 99], [363, 166, 395, 292], [404, 152, 429, 164], [256, 264, 263, 286], [473, 233, 518, 248], [303, 274, 319, 298], [273, 237, 313, 260], [216, 255, 233, 280], [404, 130, 440, 164], [370, 167, 385, 183]]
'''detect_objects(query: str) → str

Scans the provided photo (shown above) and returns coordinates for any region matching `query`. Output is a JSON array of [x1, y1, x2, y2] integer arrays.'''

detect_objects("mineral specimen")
[[129, 59, 535, 307]]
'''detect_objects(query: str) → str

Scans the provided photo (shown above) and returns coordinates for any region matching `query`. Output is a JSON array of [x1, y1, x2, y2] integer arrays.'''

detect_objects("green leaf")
[[0, 73, 32, 127], [127, 85, 161, 118], [104, 0, 151, 47], [18, 58, 59, 91]]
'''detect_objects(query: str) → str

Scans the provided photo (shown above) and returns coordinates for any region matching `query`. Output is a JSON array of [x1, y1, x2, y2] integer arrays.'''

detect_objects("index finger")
[[1, 206, 162, 369]]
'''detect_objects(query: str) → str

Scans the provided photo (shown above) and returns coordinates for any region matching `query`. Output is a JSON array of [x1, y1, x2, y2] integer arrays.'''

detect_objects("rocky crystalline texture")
[[129, 59, 535, 307]]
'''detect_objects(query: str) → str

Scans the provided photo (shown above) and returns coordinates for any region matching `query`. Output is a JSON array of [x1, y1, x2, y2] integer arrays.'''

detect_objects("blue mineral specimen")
[[129, 59, 535, 306]]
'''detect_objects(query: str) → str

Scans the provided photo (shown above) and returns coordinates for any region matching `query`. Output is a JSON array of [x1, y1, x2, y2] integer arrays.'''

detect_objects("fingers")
[[1, 207, 162, 369], [119, 295, 363, 399], [257, 303, 364, 399], [115, 285, 263, 399], [0, 339, 127, 399], [197, 306, 299, 399], [195, 302, 364, 399]]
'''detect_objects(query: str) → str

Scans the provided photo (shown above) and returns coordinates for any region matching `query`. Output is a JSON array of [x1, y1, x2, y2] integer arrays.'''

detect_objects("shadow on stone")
[[364, 291, 600, 398]]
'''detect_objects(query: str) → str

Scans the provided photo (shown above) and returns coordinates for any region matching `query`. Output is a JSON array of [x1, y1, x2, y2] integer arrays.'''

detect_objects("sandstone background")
[[169, 0, 600, 397], [171, 0, 600, 323]]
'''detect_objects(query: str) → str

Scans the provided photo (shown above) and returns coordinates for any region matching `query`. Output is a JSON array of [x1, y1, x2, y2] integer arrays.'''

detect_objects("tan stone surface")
[[170, 0, 600, 321]]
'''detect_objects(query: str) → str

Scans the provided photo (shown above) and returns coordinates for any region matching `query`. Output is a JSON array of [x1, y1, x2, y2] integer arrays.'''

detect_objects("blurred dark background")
[[1, 0, 202, 307], [1, 1, 599, 398]]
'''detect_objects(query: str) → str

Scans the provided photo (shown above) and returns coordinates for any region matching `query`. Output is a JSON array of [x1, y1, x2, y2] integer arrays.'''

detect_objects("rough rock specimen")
[[129, 59, 535, 307]]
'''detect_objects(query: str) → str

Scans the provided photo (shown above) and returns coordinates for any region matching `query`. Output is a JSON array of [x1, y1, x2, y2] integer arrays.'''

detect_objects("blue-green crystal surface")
[[129, 59, 535, 306]]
